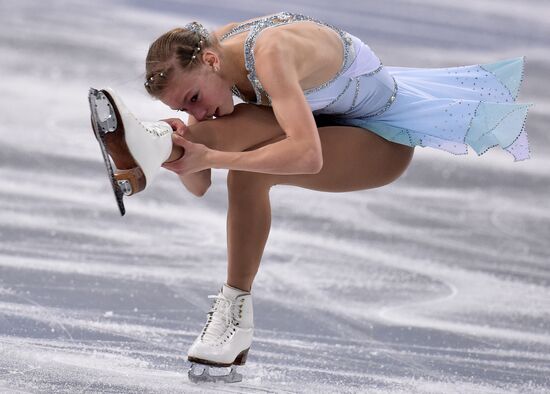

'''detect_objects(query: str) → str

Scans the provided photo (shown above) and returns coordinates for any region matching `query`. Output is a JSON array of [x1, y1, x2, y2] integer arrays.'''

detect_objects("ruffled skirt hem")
[[334, 57, 533, 161]]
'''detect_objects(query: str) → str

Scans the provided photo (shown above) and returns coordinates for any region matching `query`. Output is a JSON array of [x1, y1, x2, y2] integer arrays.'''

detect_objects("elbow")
[[308, 157, 323, 174], [180, 169, 212, 197], [193, 189, 208, 198], [189, 179, 211, 197], [197, 181, 211, 197], [303, 150, 323, 174]]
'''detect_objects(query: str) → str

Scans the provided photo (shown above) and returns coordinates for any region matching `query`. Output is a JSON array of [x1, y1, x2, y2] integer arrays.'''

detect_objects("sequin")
[[480, 64, 515, 101], [360, 77, 398, 119], [220, 19, 262, 41], [220, 14, 531, 161], [349, 77, 361, 111], [220, 12, 360, 105], [321, 77, 353, 112]]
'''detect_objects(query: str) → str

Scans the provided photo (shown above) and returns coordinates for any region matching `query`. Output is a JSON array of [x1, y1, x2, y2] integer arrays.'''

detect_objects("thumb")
[[175, 124, 188, 137], [171, 133, 186, 147], [172, 134, 193, 148], [161, 118, 180, 131], [162, 160, 182, 173]]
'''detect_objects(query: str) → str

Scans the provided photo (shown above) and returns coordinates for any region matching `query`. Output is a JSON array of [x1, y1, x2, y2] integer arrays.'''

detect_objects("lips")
[[203, 108, 221, 120]]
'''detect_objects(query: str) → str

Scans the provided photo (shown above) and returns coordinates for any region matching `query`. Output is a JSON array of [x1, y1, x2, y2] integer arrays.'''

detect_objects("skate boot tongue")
[[222, 284, 249, 300], [187, 284, 254, 382], [199, 285, 249, 344]]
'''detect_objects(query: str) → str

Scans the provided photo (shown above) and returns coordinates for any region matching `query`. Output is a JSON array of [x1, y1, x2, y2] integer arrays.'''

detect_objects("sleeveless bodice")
[[220, 12, 397, 119], [218, 13, 533, 162]]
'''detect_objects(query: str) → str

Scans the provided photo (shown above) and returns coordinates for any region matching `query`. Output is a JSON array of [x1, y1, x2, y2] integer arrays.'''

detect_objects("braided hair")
[[144, 22, 219, 97]]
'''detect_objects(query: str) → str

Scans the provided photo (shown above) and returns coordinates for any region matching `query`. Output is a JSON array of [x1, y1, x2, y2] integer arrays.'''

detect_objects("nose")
[[191, 107, 208, 121]]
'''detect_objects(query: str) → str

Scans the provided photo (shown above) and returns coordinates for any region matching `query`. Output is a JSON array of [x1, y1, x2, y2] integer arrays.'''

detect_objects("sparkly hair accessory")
[[184, 21, 210, 40], [184, 22, 209, 62]]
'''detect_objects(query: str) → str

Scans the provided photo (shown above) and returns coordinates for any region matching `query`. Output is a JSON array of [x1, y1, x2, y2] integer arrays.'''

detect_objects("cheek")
[[214, 79, 231, 102], [209, 88, 230, 107], [207, 85, 223, 103], [205, 78, 231, 108], [199, 92, 213, 108]]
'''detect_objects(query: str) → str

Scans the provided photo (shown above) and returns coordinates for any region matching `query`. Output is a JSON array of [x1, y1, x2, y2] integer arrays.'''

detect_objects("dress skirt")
[[332, 57, 533, 161]]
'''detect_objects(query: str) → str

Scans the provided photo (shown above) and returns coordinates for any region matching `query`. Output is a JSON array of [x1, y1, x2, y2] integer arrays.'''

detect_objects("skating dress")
[[220, 12, 533, 161]]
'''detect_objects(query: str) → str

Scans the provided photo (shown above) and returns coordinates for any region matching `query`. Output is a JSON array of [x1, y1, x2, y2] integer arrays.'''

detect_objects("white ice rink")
[[0, 0, 549, 392]]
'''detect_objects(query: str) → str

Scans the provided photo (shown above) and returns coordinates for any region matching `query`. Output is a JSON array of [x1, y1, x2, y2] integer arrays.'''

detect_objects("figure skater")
[[90, 11, 532, 382]]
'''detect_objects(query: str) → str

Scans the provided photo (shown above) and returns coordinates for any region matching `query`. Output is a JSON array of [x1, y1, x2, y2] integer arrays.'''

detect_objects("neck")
[[219, 41, 248, 89]]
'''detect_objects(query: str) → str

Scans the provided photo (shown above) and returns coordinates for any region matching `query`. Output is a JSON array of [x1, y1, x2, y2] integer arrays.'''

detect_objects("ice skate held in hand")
[[88, 87, 174, 216]]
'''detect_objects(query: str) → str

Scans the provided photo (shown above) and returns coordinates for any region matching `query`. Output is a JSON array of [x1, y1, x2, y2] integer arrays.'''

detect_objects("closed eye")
[[176, 92, 199, 112]]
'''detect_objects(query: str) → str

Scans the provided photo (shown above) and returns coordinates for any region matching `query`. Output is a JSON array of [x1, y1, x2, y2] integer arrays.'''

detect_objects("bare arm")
[[209, 36, 323, 175]]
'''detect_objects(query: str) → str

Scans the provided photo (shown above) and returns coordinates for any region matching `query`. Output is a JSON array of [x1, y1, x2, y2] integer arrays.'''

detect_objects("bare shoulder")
[[212, 13, 283, 40], [212, 22, 239, 40], [253, 21, 323, 62], [254, 21, 343, 92], [253, 27, 302, 79], [254, 29, 301, 96]]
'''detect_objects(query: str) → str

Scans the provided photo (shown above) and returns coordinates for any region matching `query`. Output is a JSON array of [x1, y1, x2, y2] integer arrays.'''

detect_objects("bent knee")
[[227, 170, 277, 191]]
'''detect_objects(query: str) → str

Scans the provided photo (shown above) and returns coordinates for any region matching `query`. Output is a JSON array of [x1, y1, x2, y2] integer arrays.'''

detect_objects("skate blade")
[[188, 364, 243, 384], [88, 87, 126, 216]]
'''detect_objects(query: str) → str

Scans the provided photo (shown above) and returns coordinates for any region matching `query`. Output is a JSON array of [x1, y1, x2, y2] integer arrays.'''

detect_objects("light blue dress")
[[220, 12, 533, 161]]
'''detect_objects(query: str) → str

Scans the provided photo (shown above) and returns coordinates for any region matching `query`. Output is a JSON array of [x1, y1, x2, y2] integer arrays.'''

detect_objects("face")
[[160, 58, 235, 121]]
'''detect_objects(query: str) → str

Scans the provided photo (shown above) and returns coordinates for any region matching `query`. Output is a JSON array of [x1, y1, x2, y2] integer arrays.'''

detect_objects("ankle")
[[224, 282, 251, 295]]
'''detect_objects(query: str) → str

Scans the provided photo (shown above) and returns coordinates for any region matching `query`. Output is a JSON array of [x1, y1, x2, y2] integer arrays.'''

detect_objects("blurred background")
[[0, 0, 549, 392]]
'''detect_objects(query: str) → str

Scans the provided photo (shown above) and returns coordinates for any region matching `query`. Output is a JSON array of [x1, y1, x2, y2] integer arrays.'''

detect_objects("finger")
[[167, 120, 180, 132], [162, 160, 183, 172], [176, 123, 190, 136], [173, 134, 192, 147], [175, 126, 187, 136], [171, 133, 188, 147], [162, 118, 185, 132], [161, 162, 175, 171]]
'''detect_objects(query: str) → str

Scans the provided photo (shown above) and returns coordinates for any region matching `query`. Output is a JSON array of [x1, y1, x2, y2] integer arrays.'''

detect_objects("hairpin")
[[144, 71, 167, 87]]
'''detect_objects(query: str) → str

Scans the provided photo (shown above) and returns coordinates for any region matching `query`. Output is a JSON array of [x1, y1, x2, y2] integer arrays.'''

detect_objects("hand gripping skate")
[[88, 87, 173, 216]]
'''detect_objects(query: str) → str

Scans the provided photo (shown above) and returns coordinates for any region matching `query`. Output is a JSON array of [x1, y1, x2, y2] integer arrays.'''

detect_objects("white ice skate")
[[88, 87, 173, 215], [187, 284, 254, 383]]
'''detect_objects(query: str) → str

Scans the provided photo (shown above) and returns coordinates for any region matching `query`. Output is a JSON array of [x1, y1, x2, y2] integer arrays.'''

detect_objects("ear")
[[202, 50, 220, 71]]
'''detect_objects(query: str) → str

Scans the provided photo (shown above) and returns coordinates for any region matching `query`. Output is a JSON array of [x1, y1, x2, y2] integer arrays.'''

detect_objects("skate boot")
[[88, 87, 173, 216], [187, 284, 254, 383]]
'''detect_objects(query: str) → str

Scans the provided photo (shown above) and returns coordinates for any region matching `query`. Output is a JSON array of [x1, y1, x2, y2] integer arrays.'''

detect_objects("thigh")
[[186, 104, 286, 152], [188, 103, 414, 192], [269, 126, 414, 192]]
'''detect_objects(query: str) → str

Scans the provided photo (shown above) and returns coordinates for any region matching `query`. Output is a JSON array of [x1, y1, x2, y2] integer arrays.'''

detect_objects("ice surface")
[[1, 0, 549, 392]]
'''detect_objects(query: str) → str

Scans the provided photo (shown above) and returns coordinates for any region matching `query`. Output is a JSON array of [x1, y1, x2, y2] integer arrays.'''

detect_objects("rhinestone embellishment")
[[221, 12, 357, 105], [221, 12, 395, 118], [360, 76, 398, 119]]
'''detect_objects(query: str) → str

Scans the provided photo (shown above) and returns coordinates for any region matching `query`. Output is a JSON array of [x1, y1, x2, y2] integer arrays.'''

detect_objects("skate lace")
[[201, 294, 238, 344]]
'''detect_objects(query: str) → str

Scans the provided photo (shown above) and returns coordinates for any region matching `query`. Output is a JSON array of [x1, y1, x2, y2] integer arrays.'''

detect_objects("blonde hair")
[[144, 23, 220, 97]]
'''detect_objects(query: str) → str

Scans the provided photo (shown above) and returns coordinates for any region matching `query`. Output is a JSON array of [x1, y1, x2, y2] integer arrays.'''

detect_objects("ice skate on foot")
[[88, 87, 173, 215], [187, 284, 253, 383]]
